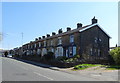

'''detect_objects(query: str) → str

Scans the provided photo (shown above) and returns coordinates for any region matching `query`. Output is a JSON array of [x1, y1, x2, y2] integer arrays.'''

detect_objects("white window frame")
[[38, 42, 41, 47], [73, 46, 76, 56], [58, 37, 62, 45], [94, 37, 97, 43], [99, 38, 102, 42], [34, 44, 36, 48], [69, 47, 73, 57], [90, 48, 93, 55], [28, 45, 30, 49], [70, 35, 74, 43], [31, 45, 33, 49], [44, 41, 46, 47], [98, 49, 100, 56], [57, 47, 63, 57]]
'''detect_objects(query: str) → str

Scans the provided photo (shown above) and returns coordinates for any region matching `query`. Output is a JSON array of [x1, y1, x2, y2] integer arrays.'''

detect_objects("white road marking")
[[34, 72, 53, 80]]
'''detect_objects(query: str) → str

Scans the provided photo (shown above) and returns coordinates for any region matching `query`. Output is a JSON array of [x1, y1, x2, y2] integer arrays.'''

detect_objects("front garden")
[[12, 47, 120, 69]]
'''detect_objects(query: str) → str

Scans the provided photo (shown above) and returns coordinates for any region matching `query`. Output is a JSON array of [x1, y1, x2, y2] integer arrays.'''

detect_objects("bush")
[[73, 54, 80, 59], [43, 52, 54, 61], [4, 51, 8, 57], [55, 56, 68, 61], [110, 47, 120, 65]]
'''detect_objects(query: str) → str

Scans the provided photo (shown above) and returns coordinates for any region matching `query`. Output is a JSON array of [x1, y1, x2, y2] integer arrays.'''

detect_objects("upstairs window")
[[31, 45, 33, 49], [44, 41, 46, 47], [94, 37, 97, 43], [28, 45, 30, 49], [34, 44, 36, 48], [58, 37, 62, 45], [99, 38, 102, 42], [51, 40, 53, 46], [70, 35, 74, 43], [39, 42, 41, 47]]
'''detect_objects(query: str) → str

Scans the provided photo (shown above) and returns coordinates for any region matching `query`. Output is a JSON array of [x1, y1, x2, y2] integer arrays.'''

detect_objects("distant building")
[[12, 17, 110, 63]]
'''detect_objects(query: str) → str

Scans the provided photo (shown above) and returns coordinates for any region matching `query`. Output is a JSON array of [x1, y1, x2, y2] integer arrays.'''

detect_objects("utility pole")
[[21, 32, 23, 58], [21, 32, 23, 46]]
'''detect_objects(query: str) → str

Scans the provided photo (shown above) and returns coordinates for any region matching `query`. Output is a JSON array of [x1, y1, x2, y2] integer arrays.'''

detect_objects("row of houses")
[[11, 17, 110, 62]]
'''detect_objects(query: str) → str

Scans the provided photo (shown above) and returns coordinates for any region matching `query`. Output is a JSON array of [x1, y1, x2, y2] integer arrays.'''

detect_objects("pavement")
[[2, 57, 119, 81]]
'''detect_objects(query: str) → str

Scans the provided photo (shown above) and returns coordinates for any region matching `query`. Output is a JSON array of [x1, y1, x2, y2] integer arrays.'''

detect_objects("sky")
[[1, 2, 118, 50]]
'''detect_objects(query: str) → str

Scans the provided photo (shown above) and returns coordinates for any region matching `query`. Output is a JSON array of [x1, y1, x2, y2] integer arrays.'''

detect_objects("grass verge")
[[73, 64, 120, 70], [73, 64, 102, 70]]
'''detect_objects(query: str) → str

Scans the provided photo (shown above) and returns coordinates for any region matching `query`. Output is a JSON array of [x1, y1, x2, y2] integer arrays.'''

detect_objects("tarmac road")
[[2, 57, 102, 81]]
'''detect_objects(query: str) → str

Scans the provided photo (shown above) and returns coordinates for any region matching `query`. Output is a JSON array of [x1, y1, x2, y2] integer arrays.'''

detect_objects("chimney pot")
[[42, 36, 45, 39], [77, 23, 82, 28], [92, 16, 98, 24], [52, 32, 56, 35], [35, 38, 38, 41], [39, 37, 41, 40], [46, 34, 50, 37], [58, 29, 63, 34], [67, 27, 71, 31]]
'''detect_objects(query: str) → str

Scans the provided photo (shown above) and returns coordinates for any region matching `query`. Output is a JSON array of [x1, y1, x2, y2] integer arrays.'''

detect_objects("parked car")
[[7, 54, 12, 58]]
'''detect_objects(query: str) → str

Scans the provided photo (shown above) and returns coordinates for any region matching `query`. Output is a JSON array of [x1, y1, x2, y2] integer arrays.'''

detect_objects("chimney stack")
[[35, 38, 38, 41], [58, 29, 63, 34], [42, 36, 45, 39], [39, 37, 41, 40], [46, 34, 50, 37], [52, 32, 56, 36], [67, 27, 71, 31], [77, 23, 82, 28], [92, 16, 98, 24]]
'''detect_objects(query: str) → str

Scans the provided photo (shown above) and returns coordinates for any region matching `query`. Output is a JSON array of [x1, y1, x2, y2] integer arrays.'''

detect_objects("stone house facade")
[[13, 17, 110, 62]]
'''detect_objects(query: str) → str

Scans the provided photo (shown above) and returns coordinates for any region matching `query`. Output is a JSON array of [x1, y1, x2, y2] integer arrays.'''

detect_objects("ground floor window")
[[42, 48, 47, 56], [56, 47, 63, 57], [37, 49, 41, 55], [90, 48, 93, 56], [51, 48, 54, 53], [69, 47, 73, 57], [65, 46, 76, 57], [73, 46, 76, 56], [98, 49, 101, 56], [66, 49, 68, 57]]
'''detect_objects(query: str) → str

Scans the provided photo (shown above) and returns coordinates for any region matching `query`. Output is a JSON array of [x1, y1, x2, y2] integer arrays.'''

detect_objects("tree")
[[110, 47, 120, 65], [4, 51, 8, 57]]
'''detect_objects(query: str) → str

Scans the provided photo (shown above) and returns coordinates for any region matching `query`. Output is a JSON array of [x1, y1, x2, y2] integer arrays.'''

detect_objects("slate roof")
[[26, 23, 110, 45]]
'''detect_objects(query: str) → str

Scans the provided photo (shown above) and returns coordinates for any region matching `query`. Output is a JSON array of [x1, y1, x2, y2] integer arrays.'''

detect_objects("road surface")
[[2, 57, 119, 81]]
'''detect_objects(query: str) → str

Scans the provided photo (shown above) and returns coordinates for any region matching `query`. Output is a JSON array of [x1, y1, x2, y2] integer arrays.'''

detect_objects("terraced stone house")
[[13, 17, 110, 63]]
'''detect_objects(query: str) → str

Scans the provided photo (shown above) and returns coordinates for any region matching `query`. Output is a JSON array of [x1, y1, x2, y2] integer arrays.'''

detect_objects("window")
[[28, 45, 30, 49], [57, 47, 63, 56], [39, 42, 41, 47], [69, 47, 73, 57], [94, 37, 97, 43], [31, 45, 33, 49], [98, 49, 101, 56], [73, 46, 76, 56], [51, 48, 54, 52], [70, 35, 74, 43], [37, 49, 41, 55], [58, 37, 62, 45], [90, 48, 93, 55], [44, 41, 46, 47], [51, 40, 53, 46], [34, 44, 36, 48]]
